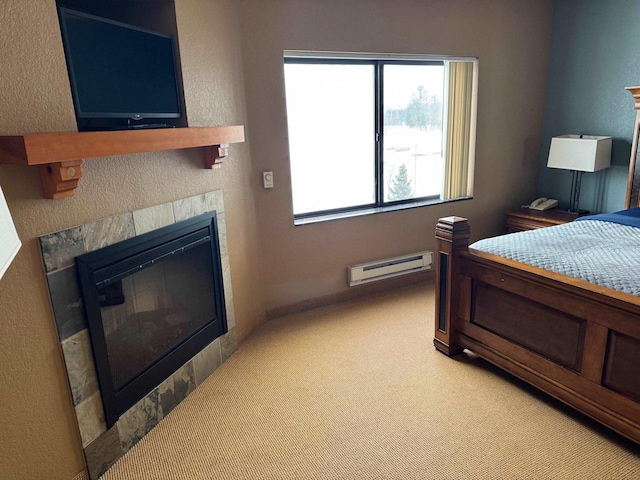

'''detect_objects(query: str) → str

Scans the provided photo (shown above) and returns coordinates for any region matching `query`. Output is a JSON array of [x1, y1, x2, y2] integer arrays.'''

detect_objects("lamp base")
[[566, 170, 588, 216], [561, 208, 589, 216]]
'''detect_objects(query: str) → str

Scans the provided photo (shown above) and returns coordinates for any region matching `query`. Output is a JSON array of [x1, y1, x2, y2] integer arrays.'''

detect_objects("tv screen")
[[59, 8, 181, 121]]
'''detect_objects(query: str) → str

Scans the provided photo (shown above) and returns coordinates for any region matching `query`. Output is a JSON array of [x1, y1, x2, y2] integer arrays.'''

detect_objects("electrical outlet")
[[263, 171, 274, 188]]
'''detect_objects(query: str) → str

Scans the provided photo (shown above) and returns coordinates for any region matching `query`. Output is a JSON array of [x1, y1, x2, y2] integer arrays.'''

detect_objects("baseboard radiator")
[[348, 251, 433, 287]]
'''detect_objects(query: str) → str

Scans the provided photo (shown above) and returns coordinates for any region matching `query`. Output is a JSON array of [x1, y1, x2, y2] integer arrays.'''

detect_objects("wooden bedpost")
[[625, 86, 640, 208], [434, 216, 470, 356]]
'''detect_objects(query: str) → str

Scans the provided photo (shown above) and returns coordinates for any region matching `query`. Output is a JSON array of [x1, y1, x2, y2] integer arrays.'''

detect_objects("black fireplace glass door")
[[77, 212, 227, 428], [99, 241, 216, 392]]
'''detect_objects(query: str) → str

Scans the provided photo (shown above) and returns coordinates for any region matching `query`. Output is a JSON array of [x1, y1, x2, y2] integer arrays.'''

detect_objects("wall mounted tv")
[[58, 8, 182, 130]]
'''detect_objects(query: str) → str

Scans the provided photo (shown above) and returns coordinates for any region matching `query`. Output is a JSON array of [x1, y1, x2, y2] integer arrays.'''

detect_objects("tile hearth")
[[40, 191, 237, 479]]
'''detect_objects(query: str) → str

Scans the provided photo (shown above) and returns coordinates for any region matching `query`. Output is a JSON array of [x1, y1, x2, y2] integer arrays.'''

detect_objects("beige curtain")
[[443, 61, 475, 200]]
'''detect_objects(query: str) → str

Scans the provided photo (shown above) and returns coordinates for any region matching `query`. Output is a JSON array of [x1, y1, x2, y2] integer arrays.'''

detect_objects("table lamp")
[[547, 135, 612, 214]]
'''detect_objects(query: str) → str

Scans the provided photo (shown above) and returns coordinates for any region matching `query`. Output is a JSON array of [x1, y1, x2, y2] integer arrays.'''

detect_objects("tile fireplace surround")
[[39, 190, 237, 479]]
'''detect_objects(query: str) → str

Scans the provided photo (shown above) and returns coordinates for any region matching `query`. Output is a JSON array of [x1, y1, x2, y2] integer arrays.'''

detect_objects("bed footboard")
[[434, 216, 640, 444]]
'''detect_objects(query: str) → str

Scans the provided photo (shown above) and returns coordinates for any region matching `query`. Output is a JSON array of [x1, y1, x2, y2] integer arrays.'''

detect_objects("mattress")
[[469, 213, 640, 296]]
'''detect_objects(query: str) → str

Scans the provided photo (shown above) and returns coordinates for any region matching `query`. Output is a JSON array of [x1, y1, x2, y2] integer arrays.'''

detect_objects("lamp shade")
[[0, 186, 21, 280], [547, 135, 612, 172]]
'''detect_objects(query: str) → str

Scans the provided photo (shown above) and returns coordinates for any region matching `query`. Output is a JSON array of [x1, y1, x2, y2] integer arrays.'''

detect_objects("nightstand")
[[504, 208, 584, 233]]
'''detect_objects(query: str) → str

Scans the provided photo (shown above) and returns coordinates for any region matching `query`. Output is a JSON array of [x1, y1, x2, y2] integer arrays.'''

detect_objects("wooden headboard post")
[[624, 86, 640, 209], [434, 216, 470, 356]]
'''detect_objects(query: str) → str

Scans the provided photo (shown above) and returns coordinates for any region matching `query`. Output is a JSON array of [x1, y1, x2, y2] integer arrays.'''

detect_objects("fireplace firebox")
[[76, 212, 227, 427]]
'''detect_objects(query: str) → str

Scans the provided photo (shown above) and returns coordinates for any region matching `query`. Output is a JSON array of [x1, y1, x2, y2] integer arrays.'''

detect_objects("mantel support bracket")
[[31, 144, 231, 199], [38, 160, 84, 199], [33, 143, 229, 200], [203, 144, 229, 169]]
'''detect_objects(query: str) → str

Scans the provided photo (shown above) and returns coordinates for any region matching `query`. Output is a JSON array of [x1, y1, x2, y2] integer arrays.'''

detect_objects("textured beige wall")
[[0, 0, 554, 477], [0, 1, 263, 479], [237, 0, 553, 310]]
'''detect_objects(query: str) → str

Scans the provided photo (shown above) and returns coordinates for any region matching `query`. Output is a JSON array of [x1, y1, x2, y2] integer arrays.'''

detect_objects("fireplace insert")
[[76, 212, 227, 427]]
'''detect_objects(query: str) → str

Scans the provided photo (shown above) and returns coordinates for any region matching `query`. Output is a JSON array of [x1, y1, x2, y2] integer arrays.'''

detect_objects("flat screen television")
[[58, 8, 182, 127]]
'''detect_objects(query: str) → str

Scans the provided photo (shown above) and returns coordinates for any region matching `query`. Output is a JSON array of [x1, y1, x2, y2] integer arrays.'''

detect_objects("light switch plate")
[[263, 171, 274, 188]]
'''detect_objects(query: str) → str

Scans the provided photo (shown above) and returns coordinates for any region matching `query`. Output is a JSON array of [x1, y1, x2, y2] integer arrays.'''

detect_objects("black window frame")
[[284, 57, 445, 221]]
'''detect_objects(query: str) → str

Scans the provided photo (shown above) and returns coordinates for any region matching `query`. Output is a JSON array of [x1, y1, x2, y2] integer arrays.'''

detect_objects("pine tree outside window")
[[388, 164, 413, 201], [283, 53, 477, 223]]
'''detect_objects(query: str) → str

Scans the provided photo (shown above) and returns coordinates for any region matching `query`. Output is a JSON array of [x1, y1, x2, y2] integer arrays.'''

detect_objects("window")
[[283, 54, 477, 221]]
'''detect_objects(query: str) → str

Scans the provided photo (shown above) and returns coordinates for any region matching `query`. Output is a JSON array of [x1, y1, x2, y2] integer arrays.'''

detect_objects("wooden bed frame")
[[434, 86, 640, 444]]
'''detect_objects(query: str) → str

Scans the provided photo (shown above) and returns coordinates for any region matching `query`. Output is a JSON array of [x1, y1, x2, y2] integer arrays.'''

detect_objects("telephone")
[[528, 197, 558, 211]]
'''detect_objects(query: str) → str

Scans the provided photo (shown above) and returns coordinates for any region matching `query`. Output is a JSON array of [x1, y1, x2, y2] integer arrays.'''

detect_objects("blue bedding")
[[575, 207, 640, 229], [471, 213, 640, 295]]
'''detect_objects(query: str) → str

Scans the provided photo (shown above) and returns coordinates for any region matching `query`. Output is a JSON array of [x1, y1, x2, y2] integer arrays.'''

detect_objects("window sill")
[[294, 196, 473, 226]]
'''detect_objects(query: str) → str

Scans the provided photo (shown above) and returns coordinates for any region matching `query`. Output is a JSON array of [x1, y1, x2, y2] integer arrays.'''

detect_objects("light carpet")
[[102, 281, 640, 479]]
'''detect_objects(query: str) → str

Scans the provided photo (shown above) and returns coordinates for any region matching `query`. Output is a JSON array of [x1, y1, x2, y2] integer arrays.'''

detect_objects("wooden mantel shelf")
[[0, 125, 245, 199]]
